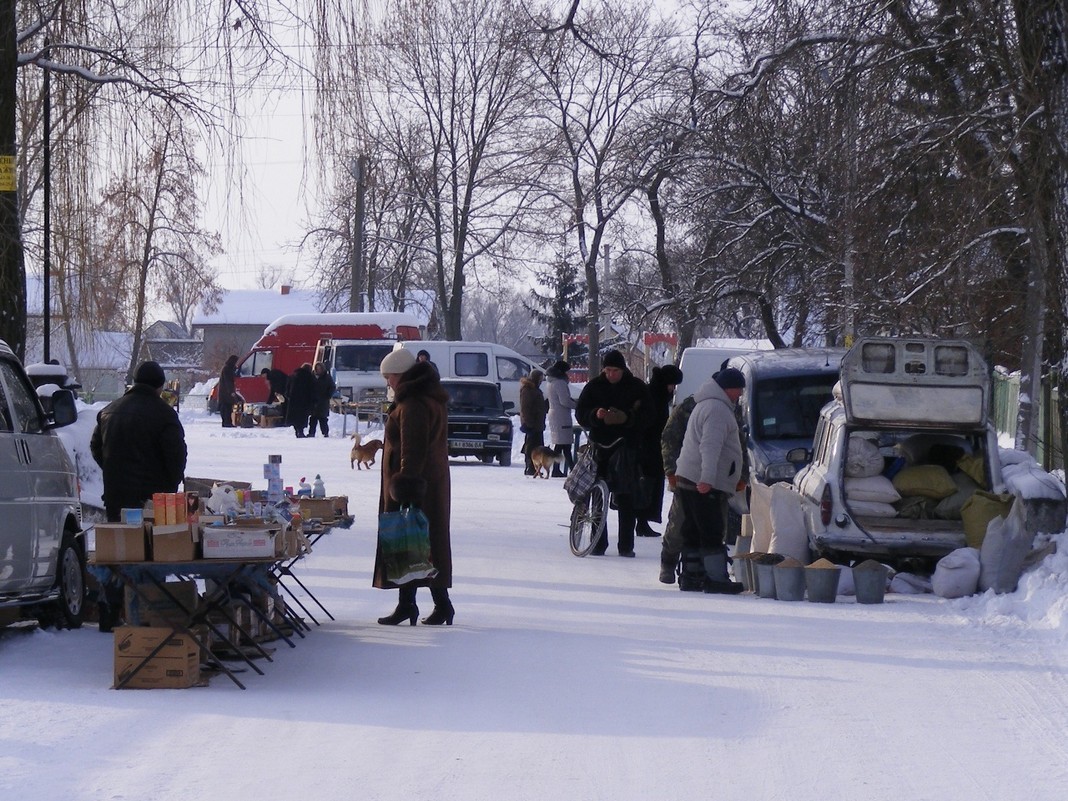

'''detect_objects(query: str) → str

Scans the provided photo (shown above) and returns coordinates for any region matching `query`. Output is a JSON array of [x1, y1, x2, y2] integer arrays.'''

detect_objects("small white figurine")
[[312, 474, 326, 498]]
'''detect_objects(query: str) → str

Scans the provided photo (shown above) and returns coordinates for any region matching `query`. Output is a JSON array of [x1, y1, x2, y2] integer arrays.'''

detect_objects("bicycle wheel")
[[570, 480, 610, 556]]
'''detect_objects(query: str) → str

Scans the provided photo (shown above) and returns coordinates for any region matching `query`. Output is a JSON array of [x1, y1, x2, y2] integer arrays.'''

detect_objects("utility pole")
[[0, 0, 27, 358], [350, 155, 367, 312]]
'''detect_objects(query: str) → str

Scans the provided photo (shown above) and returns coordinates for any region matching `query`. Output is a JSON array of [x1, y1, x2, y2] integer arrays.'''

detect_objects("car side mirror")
[[50, 389, 78, 428], [503, 401, 515, 412], [786, 446, 809, 464]]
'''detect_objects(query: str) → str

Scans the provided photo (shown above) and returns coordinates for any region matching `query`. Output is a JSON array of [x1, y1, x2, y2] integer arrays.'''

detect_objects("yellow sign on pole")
[[0, 156, 15, 192]]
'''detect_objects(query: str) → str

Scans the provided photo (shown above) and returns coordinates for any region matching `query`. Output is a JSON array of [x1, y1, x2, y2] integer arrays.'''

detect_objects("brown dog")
[[530, 446, 563, 479], [350, 433, 384, 470]]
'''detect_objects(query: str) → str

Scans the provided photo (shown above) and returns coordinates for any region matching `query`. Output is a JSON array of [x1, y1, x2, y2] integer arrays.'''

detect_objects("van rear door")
[[840, 338, 988, 428]]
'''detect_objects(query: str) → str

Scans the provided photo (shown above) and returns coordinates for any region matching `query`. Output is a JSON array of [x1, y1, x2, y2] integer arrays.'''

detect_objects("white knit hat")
[[380, 347, 417, 376]]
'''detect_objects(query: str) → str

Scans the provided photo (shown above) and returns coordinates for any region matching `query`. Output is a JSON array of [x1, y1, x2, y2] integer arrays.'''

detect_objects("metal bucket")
[[773, 563, 806, 601], [852, 561, 889, 604], [753, 553, 784, 598], [805, 563, 841, 603]]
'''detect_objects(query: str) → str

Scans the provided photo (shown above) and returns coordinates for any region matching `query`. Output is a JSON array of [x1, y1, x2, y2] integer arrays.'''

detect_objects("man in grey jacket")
[[674, 367, 746, 593]]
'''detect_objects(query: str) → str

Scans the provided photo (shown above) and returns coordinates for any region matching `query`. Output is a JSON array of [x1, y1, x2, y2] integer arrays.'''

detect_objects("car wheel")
[[47, 534, 86, 629], [499, 450, 511, 467], [481, 453, 495, 464]]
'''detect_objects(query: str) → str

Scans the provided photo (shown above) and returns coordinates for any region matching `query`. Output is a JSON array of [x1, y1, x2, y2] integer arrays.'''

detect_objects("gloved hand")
[[602, 407, 627, 426]]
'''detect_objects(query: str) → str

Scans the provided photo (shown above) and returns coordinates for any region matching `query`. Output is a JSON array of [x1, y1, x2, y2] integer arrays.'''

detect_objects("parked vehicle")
[[674, 340, 772, 406], [441, 378, 514, 466], [315, 338, 539, 420], [790, 337, 1005, 568], [727, 347, 846, 486], [226, 312, 423, 404], [0, 339, 87, 629]]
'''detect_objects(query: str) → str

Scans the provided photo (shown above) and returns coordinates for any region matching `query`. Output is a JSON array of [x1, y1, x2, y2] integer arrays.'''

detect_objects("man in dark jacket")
[[308, 362, 337, 437], [575, 350, 653, 557], [285, 363, 316, 437], [89, 360, 187, 630]]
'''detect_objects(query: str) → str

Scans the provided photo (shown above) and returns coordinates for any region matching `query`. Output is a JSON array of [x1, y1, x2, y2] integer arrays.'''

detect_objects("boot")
[[422, 588, 455, 626], [678, 550, 704, 592], [636, 519, 661, 537], [378, 587, 419, 625], [659, 550, 679, 584], [702, 550, 744, 595]]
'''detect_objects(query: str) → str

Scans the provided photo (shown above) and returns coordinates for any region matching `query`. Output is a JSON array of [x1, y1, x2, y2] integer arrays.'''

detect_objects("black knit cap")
[[715, 367, 746, 390], [602, 350, 627, 370], [134, 360, 166, 389]]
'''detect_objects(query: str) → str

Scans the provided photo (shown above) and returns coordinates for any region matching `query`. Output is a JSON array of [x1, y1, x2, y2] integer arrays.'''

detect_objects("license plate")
[[449, 440, 481, 449]]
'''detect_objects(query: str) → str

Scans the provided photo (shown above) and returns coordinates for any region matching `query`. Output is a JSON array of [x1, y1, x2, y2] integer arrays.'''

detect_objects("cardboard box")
[[298, 496, 349, 521], [94, 523, 147, 563], [201, 526, 278, 559], [150, 523, 197, 562], [113, 626, 201, 689], [125, 580, 199, 626]]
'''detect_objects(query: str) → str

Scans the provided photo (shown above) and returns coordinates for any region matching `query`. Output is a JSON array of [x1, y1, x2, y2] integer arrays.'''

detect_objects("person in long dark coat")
[[284, 363, 316, 437], [308, 363, 336, 437], [374, 347, 454, 626], [519, 370, 548, 475], [636, 364, 684, 536], [217, 354, 239, 427], [574, 349, 653, 557], [89, 360, 187, 630]]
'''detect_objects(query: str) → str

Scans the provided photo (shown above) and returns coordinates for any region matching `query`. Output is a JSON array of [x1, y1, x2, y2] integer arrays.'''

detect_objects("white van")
[[395, 341, 541, 410], [0, 339, 87, 628], [674, 341, 772, 405], [318, 339, 541, 411]]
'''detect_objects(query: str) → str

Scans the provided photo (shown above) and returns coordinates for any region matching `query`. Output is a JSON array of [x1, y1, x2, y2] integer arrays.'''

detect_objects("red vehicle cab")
[[222, 312, 423, 404]]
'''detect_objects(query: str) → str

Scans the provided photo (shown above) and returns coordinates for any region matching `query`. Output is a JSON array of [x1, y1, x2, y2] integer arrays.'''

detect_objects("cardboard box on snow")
[[150, 523, 197, 562], [124, 580, 199, 626], [94, 523, 148, 562], [113, 626, 201, 689]]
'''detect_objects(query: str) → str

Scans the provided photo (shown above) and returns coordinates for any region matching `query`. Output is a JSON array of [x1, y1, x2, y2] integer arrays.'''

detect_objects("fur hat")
[[551, 360, 570, 373], [530, 369, 544, 384], [715, 367, 746, 390], [658, 365, 683, 385], [380, 348, 417, 376], [134, 360, 166, 389], [602, 350, 627, 370]]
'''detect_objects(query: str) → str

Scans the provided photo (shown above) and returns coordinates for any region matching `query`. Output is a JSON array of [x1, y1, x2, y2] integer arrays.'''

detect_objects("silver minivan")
[[0, 339, 86, 628]]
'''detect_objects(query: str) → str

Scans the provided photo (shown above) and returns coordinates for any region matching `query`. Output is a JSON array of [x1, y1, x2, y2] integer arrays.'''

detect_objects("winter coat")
[[639, 369, 679, 522], [312, 371, 336, 418], [285, 365, 316, 426], [545, 369, 576, 447], [90, 383, 188, 519], [218, 357, 238, 405], [519, 376, 548, 433], [374, 361, 452, 589], [674, 377, 744, 494], [661, 395, 697, 475]]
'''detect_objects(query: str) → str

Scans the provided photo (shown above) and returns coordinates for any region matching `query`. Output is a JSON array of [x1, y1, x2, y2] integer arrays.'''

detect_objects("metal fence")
[[992, 372, 1064, 471]]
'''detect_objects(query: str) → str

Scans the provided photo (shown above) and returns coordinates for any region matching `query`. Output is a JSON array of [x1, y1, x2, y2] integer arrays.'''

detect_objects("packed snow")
[[3, 402, 1067, 801]]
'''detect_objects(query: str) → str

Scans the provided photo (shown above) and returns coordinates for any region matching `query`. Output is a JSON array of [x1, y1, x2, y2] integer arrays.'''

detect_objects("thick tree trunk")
[[0, 0, 26, 357]]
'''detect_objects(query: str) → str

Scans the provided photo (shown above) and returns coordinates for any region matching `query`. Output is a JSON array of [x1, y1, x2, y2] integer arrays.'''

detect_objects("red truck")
[[226, 312, 423, 404]]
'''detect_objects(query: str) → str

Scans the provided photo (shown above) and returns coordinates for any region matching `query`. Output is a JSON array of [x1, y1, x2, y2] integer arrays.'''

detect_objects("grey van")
[[0, 339, 86, 628], [727, 348, 846, 485]]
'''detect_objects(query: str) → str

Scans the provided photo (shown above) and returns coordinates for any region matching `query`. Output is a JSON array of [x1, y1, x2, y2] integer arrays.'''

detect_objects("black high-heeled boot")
[[378, 587, 418, 626], [421, 588, 455, 626]]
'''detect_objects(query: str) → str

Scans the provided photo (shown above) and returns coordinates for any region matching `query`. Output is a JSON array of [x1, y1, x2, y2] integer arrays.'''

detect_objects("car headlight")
[[489, 423, 511, 435], [764, 462, 797, 482]]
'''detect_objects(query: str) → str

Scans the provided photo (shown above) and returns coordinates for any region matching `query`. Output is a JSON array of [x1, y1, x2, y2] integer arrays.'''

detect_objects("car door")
[[0, 358, 75, 589], [0, 358, 36, 592]]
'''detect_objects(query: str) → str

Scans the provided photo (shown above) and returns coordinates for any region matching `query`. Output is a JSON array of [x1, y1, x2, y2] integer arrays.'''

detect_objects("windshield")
[[335, 344, 395, 372], [445, 384, 502, 411], [752, 374, 838, 440]]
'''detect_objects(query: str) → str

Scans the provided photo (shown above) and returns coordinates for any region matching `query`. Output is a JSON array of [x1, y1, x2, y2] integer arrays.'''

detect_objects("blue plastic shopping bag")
[[377, 506, 437, 585]]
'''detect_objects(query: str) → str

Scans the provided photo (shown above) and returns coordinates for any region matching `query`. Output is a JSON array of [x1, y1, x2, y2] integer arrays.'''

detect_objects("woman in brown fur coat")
[[373, 347, 455, 625]]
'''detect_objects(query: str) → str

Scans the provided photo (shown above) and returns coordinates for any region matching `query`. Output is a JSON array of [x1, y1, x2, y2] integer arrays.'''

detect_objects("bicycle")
[[566, 437, 622, 557]]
